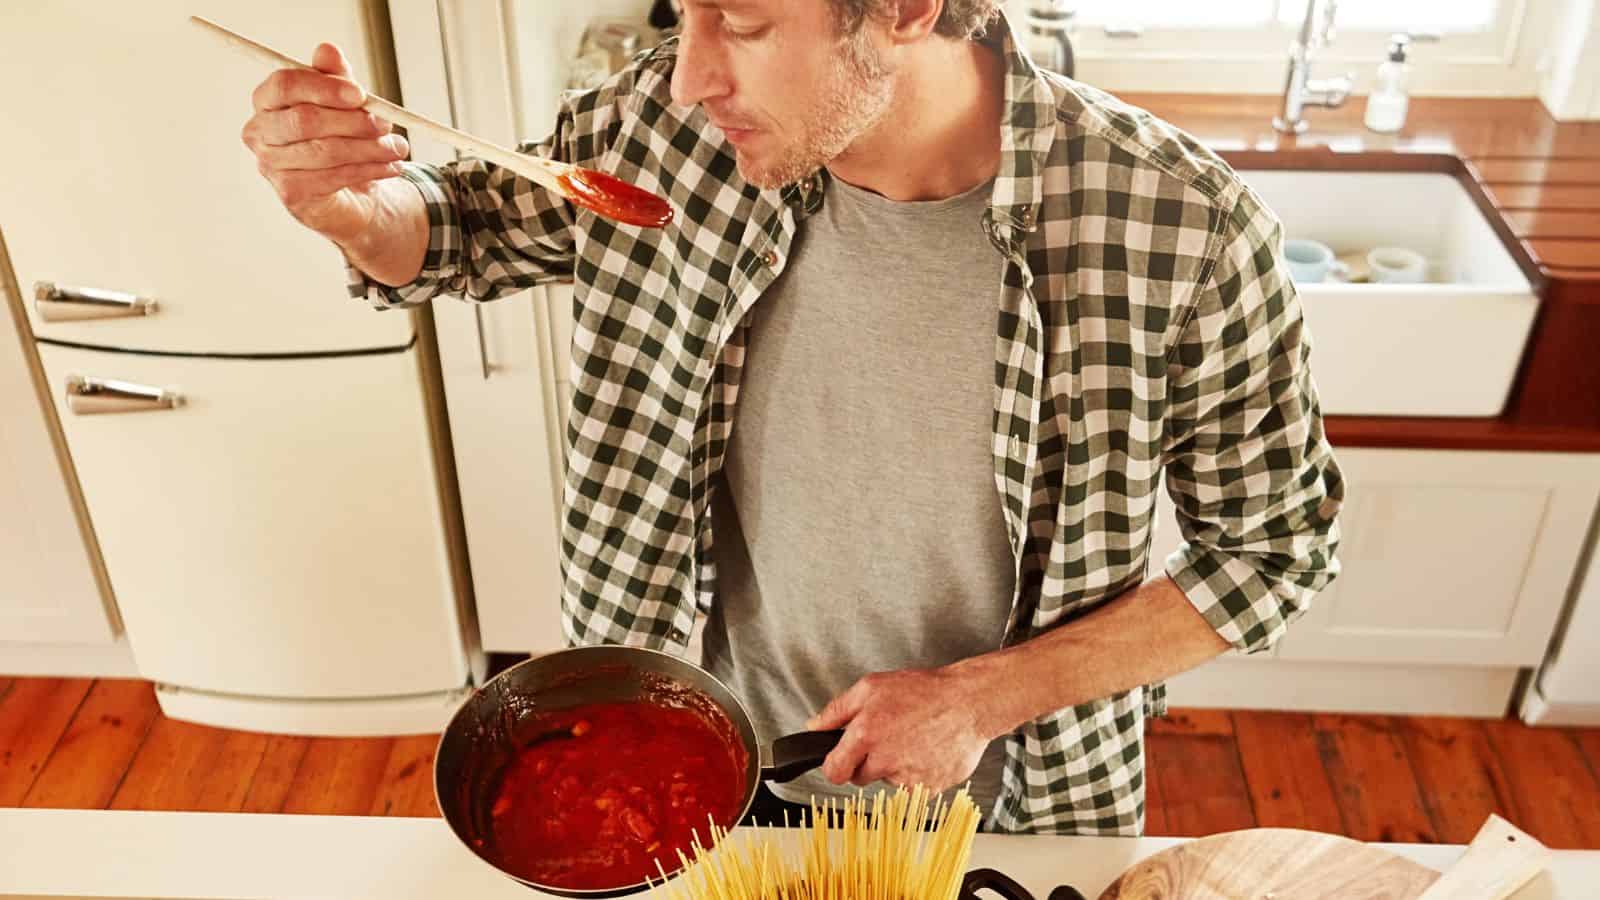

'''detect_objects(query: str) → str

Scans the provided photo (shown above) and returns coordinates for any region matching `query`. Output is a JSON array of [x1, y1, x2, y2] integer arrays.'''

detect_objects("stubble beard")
[[736, 26, 894, 189]]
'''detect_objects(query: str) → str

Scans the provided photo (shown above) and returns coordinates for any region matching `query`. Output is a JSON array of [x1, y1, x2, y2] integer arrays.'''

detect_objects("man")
[[242, 0, 1342, 834]]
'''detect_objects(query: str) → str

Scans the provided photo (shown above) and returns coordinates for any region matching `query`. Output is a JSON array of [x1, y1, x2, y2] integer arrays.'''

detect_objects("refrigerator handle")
[[65, 375, 184, 415], [35, 281, 159, 322]]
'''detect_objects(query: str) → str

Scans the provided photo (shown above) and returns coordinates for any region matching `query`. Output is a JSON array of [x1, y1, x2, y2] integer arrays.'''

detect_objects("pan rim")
[[432, 645, 766, 897]]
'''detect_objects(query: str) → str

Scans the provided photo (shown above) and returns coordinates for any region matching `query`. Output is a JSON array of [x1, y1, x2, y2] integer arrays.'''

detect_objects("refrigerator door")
[[0, 1, 412, 355], [37, 341, 469, 701]]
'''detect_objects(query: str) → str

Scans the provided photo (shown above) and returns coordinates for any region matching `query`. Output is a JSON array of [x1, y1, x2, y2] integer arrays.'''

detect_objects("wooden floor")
[[4, 677, 1600, 848]]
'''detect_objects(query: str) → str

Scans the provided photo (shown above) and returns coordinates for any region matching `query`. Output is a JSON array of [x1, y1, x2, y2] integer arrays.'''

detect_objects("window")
[[1070, 1, 1271, 29], [1035, 0, 1538, 96], [1068, 0, 1507, 34], [1275, 1, 1501, 32]]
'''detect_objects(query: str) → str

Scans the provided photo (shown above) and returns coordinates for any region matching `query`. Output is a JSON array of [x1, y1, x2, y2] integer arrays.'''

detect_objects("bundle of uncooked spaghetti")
[[654, 785, 981, 900]]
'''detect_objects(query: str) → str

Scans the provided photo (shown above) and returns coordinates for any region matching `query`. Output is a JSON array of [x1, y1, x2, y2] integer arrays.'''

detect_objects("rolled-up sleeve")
[[344, 71, 636, 309], [1161, 188, 1344, 654]]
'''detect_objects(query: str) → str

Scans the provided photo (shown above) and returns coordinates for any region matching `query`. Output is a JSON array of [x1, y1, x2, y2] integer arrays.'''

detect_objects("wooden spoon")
[[190, 15, 673, 229]]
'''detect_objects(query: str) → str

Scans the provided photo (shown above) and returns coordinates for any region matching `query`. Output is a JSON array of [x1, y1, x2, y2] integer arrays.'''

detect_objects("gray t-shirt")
[[701, 172, 1015, 813]]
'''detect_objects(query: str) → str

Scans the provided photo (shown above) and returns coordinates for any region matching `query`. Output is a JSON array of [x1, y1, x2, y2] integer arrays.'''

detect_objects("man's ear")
[[884, 0, 942, 45]]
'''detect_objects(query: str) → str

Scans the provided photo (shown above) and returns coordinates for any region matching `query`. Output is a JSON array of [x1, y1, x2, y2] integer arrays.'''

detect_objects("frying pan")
[[433, 645, 845, 897]]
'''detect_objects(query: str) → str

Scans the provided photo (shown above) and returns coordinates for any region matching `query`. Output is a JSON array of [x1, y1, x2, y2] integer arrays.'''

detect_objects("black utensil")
[[961, 867, 1087, 900]]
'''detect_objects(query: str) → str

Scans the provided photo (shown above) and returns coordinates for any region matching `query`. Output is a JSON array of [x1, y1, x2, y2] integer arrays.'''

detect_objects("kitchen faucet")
[[1274, 0, 1354, 134]]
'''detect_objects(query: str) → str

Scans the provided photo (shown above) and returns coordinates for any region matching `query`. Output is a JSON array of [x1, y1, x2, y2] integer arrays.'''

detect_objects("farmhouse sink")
[[1236, 167, 1539, 418]]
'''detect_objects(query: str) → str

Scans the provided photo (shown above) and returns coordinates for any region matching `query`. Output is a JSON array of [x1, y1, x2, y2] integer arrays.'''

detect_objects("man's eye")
[[721, 20, 767, 39]]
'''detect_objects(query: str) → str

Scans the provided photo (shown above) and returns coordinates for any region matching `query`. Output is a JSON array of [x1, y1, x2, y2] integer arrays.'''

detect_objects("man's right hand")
[[241, 42, 410, 248]]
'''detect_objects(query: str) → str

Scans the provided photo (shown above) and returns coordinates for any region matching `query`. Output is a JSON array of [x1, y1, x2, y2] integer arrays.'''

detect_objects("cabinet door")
[[386, 0, 568, 655], [429, 283, 566, 655], [1276, 448, 1600, 667], [0, 248, 116, 644], [36, 343, 468, 698], [0, 0, 410, 355], [1528, 524, 1600, 720]]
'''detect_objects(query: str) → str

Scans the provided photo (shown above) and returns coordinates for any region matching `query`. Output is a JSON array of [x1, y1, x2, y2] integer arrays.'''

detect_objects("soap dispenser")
[[1364, 34, 1411, 133]]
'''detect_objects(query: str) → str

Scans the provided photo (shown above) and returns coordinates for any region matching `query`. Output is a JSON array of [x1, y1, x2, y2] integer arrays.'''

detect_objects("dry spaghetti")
[[653, 785, 982, 900]]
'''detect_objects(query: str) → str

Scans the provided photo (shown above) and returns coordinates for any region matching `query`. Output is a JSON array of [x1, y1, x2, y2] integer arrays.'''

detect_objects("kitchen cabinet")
[[0, 238, 120, 654], [385, 0, 577, 656], [1273, 449, 1598, 666], [425, 280, 567, 656], [547, 283, 577, 438], [386, 0, 669, 655], [1159, 447, 1600, 715], [1522, 516, 1600, 726]]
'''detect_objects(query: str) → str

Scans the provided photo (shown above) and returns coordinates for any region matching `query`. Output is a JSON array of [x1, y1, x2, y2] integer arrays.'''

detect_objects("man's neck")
[[827, 37, 1006, 203]]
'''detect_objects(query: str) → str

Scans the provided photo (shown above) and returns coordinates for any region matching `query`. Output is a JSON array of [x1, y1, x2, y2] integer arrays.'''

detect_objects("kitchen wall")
[[1541, 0, 1600, 118]]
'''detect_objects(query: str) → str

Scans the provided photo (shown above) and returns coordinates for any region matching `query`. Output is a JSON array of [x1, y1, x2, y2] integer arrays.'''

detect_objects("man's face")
[[671, 0, 895, 188]]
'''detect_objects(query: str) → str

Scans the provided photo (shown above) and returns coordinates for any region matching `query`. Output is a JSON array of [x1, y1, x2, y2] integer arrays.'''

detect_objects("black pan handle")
[[961, 868, 1033, 900], [960, 868, 1086, 900], [761, 729, 845, 783]]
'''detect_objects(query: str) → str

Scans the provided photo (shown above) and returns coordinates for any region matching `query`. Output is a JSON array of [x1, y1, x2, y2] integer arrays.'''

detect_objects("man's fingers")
[[819, 725, 869, 785], [249, 105, 389, 147], [252, 66, 365, 113], [256, 134, 408, 172], [311, 42, 353, 77], [850, 757, 889, 787], [265, 161, 400, 210], [806, 677, 872, 732]]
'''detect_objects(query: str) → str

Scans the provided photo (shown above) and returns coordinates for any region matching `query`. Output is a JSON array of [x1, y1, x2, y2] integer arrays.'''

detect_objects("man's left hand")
[[804, 666, 992, 792]]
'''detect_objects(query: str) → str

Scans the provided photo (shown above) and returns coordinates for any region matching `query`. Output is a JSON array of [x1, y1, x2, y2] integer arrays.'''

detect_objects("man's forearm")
[[948, 576, 1231, 740], [339, 176, 431, 287]]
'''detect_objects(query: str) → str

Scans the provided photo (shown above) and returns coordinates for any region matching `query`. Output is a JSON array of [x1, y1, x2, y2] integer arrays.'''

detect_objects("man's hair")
[[828, 0, 1004, 41]]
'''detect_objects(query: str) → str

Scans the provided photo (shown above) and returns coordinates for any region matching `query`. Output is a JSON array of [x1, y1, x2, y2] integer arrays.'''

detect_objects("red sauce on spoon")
[[558, 169, 674, 228]]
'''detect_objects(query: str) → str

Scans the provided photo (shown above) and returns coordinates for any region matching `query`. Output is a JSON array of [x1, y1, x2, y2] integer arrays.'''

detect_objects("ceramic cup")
[[1283, 239, 1337, 283], [1367, 246, 1428, 283]]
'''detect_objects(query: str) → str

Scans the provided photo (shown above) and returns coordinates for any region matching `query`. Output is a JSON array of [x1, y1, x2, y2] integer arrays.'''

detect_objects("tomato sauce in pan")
[[487, 700, 747, 890]]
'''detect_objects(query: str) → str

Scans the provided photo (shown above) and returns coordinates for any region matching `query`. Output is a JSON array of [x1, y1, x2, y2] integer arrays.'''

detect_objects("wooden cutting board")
[[1097, 826, 1535, 900]]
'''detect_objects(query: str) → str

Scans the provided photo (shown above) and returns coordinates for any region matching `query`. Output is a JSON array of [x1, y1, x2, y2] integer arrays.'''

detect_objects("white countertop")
[[0, 808, 1591, 898]]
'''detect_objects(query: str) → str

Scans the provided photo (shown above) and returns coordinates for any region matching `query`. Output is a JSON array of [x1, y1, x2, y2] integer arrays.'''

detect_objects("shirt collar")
[[985, 8, 1055, 246]]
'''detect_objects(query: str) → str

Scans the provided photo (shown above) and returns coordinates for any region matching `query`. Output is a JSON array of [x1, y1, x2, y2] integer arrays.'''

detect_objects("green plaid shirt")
[[350, 16, 1342, 835]]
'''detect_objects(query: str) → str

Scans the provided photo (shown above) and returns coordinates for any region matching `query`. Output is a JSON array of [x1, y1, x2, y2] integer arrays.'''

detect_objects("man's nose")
[[669, 31, 731, 108]]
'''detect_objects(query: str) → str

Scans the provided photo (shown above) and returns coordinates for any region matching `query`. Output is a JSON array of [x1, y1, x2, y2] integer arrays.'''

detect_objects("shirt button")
[[1009, 434, 1022, 458], [760, 249, 779, 267]]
